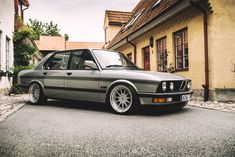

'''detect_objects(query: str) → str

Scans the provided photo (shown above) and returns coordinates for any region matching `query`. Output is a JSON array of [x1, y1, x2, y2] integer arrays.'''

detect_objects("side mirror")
[[84, 60, 98, 70]]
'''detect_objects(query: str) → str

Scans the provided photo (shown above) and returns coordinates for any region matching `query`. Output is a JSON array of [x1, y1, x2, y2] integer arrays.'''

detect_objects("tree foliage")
[[64, 33, 69, 41], [27, 19, 65, 40], [13, 27, 36, 66]]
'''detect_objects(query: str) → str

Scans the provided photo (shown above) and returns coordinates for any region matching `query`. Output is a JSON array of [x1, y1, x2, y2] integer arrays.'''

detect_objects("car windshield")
[[92, 50, 141, 70]]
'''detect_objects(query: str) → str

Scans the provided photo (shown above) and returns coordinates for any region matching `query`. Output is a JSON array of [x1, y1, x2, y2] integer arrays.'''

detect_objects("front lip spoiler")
[[138, 90, 193, 98]]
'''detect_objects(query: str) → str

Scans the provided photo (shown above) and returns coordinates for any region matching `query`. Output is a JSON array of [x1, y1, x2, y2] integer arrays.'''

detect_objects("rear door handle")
[[67, 72, 72, 76], [43, 72, 47, 75]]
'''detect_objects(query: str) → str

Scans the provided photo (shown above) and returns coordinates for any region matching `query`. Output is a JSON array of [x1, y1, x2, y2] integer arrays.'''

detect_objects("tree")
[[64, 33, 69, 41], [27, 19, 66, 40]]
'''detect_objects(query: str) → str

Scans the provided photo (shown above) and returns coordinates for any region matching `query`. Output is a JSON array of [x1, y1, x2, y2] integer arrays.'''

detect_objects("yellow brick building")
[[105, 0, 235, 101]]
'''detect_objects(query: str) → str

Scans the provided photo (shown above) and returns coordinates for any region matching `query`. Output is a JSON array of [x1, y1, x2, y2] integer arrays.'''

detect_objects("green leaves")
[[27, 19, 62, 40], [13, 27, 36, 66]]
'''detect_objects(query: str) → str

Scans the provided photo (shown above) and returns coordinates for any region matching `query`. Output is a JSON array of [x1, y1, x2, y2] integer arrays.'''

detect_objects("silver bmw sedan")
[[18, 49, 193, 114]]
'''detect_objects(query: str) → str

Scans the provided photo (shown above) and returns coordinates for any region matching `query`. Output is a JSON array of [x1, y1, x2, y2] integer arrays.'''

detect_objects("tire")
[[28, 83, 47, 105], [108, 84, 139, 114]]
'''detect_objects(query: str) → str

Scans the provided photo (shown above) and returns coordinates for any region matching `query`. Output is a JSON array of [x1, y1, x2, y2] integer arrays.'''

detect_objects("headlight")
[[187, 81, 191, 89], [162, 82, 167, 91], [170, 82, 174, 90]]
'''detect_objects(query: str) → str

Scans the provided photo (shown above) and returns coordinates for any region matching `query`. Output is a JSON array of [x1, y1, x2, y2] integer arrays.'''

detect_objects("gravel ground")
[[0, 100, 234, 157]]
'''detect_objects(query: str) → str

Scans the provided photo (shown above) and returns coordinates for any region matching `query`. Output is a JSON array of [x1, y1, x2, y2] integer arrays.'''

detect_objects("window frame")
[[173, 28, 189, 71], [156, 36, 167, 72], [152, 0, 163, 9]]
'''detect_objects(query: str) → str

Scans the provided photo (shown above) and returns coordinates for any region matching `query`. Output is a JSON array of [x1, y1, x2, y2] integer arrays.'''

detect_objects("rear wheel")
[[108, 84, 138, 114], [28, 83, 47, 104]]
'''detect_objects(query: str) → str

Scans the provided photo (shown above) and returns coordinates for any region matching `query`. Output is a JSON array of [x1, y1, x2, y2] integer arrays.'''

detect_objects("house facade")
[[103, 10, 132, 48], [106, 0, 235, 101], [34, 35, 103, 64], [0, 0, 15, 93], [0, 0, 29, 93]]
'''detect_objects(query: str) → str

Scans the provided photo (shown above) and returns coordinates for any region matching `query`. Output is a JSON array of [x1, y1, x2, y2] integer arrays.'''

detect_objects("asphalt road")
[[0, 100, 235, 157]]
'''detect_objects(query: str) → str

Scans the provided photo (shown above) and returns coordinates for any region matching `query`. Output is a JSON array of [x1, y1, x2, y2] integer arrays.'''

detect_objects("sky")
[[25, 0, 139, 42]]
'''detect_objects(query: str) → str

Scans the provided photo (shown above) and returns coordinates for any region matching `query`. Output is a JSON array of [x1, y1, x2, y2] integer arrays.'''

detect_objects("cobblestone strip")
[[0, 94, 28, 123], [189, 98, 235, 113]]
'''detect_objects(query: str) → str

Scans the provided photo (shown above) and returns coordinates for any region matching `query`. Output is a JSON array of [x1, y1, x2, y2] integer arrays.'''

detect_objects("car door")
[[43, 51, 70, 98], [65, 50, 100, 102]]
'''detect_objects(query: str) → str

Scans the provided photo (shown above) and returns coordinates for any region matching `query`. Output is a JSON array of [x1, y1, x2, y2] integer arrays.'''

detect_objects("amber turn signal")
[[152, 98, 167, 103]]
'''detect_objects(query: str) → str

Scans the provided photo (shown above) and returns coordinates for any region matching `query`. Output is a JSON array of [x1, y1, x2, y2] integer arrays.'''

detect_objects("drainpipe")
[[20, 2, 29, 21], [190, 0, 209, 101], [126, 38, 137, 64]]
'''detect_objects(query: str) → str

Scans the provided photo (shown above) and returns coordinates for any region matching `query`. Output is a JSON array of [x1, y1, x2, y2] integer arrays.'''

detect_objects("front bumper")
[[138, 90, 193, 105]]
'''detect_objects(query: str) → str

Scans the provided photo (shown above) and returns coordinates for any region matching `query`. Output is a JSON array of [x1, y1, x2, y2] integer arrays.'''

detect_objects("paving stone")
[[189, 99, 235, 113]]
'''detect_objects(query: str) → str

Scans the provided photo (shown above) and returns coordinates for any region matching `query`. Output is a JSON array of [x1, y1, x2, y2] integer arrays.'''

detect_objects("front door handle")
[[67, 72, 72, 76], [43, 72, 47, 75]]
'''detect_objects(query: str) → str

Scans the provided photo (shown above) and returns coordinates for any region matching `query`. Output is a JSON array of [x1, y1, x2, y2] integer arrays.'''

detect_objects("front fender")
[[106, 79, 138, 94]]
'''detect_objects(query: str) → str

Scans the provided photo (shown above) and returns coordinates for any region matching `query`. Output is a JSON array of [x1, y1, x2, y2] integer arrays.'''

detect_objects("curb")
[[0, 103, 26, 123], [188, 104, 235, 113]]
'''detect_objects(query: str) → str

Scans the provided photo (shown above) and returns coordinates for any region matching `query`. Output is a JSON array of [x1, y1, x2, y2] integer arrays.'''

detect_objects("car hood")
[[101, 70, 185, 82]]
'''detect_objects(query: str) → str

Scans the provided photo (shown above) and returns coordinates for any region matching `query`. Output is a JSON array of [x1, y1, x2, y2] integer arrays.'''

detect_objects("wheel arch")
[[105, 79, 139, 103], [29, 80, 45, 94]]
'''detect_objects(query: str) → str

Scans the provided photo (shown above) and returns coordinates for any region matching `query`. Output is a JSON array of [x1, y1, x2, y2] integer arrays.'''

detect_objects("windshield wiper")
[[105, 65, 123, 68]]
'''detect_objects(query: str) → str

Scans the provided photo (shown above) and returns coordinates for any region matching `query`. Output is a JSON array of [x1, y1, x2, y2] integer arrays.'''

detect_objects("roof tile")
[[106, 10, 133, 26], [107, 0, 179, 48]]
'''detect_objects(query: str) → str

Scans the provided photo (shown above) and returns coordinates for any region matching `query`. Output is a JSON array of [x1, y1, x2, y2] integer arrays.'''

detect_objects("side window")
[[44, 52, 70, 70], [69, 50, 93, 70]]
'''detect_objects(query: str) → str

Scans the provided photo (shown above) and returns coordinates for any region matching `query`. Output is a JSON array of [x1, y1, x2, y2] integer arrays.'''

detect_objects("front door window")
[[44, 52, 70, 70]]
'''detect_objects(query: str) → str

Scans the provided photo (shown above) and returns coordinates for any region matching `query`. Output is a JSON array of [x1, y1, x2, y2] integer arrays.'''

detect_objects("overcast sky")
[[25, 0, 139, 42]]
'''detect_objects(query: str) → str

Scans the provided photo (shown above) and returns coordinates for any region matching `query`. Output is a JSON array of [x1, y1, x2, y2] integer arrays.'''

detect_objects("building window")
[[157, 37, 167, 72], [127, 53, 132, 61], [122, 8, 145, 32], [152, 0, 163, 9], [174, 28, 188, 70], [6, 36, 10, 71]]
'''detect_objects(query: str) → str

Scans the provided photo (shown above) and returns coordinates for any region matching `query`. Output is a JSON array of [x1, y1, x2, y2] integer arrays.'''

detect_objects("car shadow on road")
[[137, 106, 192, 116], [33, 99, 192, 116]]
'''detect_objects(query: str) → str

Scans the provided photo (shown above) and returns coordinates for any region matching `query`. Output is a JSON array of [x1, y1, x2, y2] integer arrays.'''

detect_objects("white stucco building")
[[0, 0, 15, 93]]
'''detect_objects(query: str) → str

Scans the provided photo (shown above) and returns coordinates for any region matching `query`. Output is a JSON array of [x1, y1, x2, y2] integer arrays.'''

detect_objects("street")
[[0, 100, 235, 157]]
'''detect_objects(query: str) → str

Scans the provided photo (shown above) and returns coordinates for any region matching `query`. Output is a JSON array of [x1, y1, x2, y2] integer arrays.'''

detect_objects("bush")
[[11, 65, 33, 94], [14, 27, 37, 67]]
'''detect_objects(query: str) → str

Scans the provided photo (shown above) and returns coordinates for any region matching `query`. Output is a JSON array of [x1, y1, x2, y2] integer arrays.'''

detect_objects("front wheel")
[[28, 83, 47, 104], [108, 84, 138, 114]]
